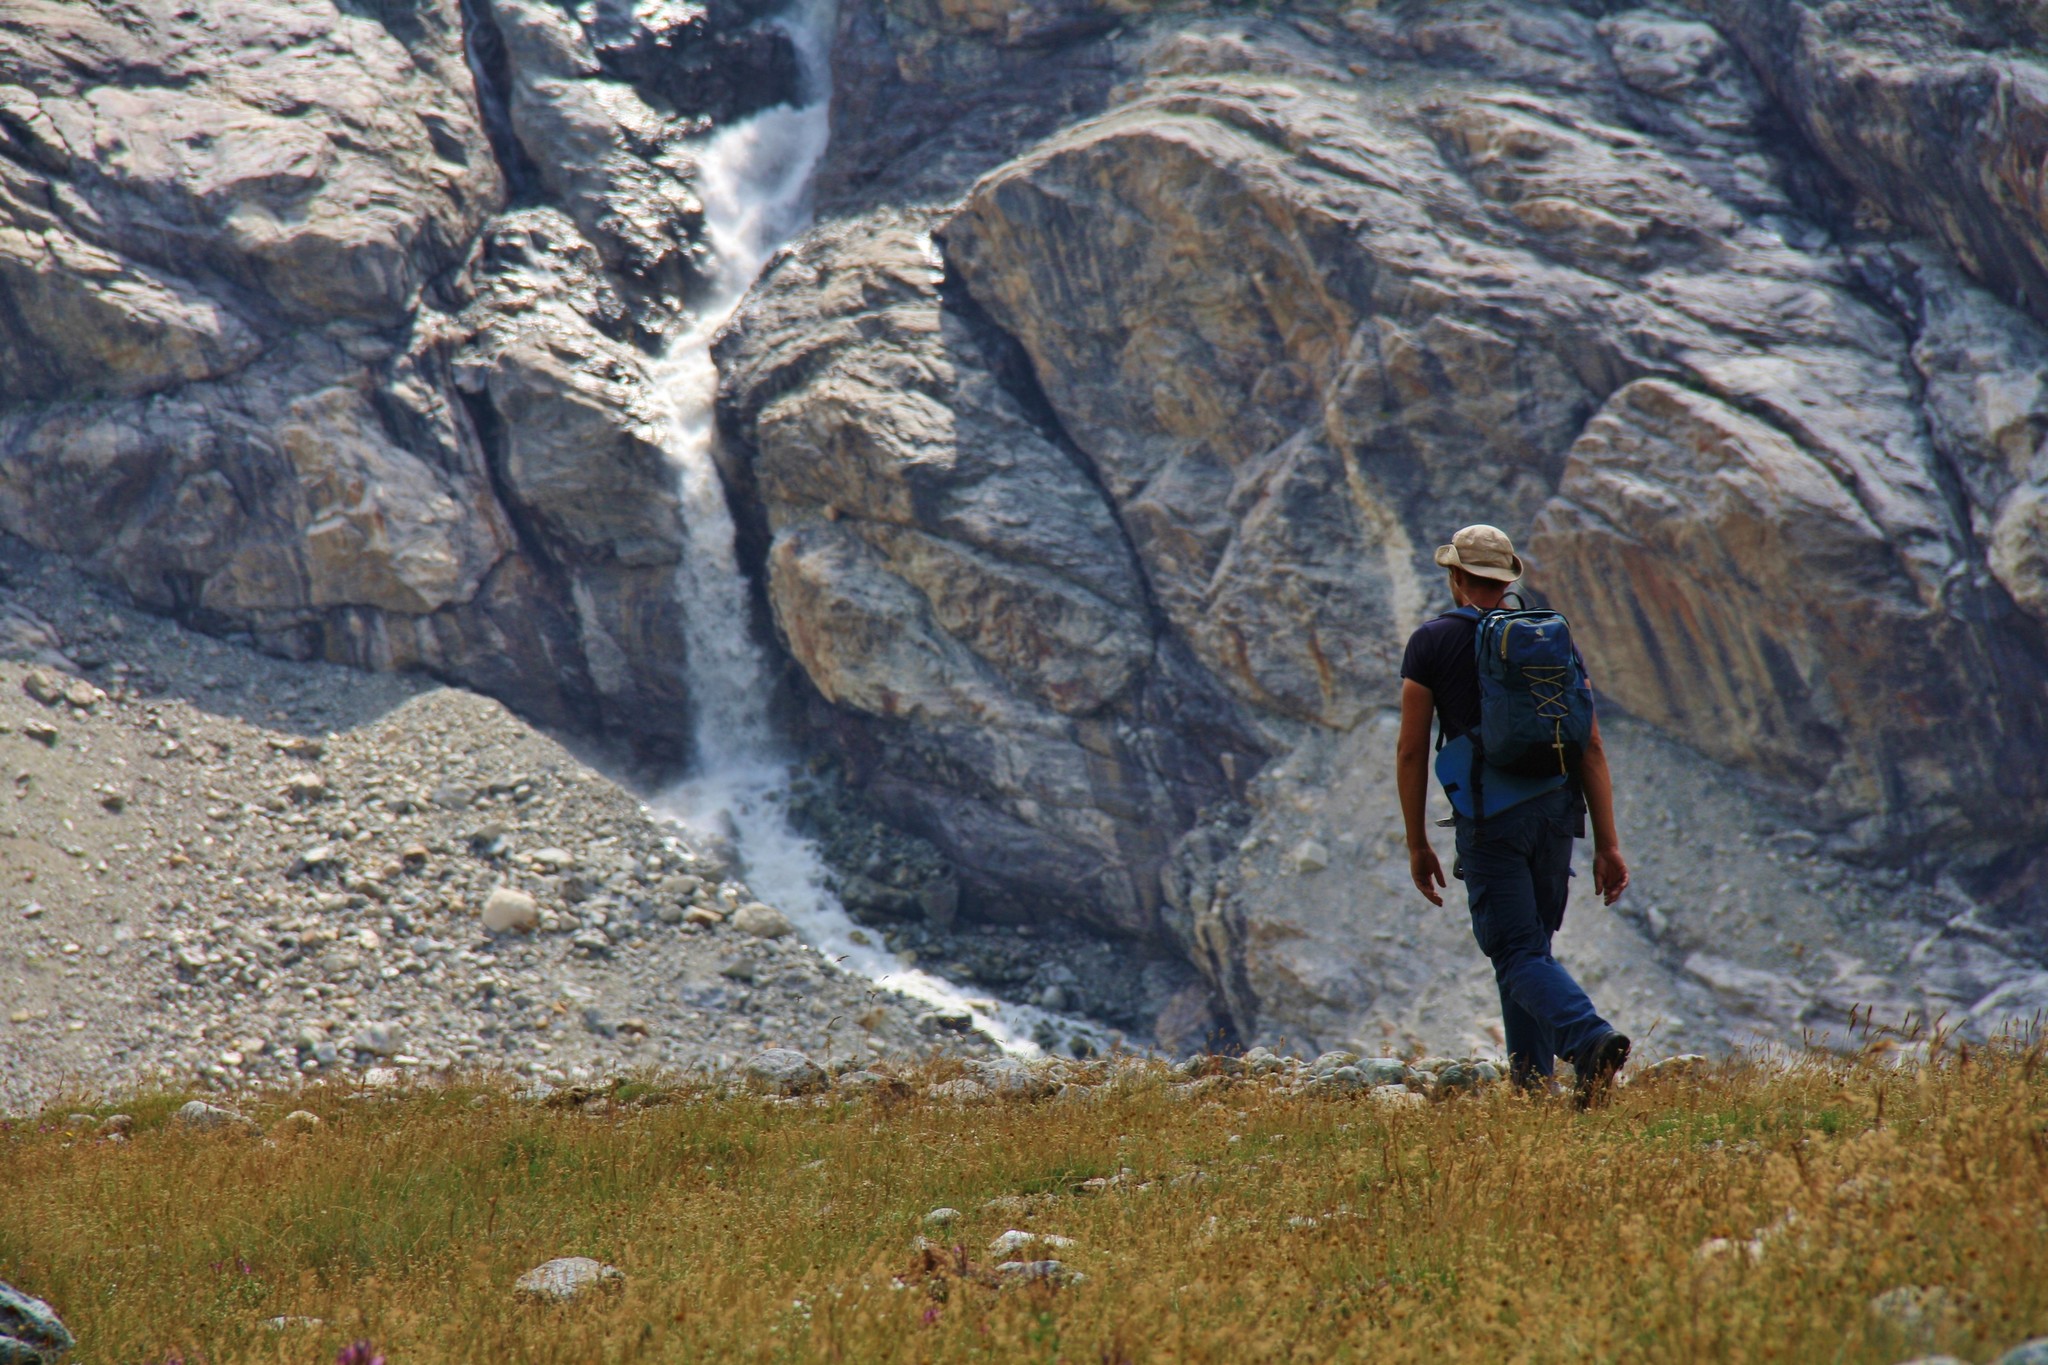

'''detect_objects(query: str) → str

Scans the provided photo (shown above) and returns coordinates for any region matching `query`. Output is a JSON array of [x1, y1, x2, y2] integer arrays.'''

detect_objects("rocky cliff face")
[[0, 0, 797, 758], [6, 0, 2046, 1055], [717, 0, 2048, 1048]]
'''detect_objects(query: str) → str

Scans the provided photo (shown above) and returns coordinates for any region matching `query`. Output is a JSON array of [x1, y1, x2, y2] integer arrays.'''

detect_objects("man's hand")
[[1593, 844, 1629, 905], [1409, 845, 1446, 907]]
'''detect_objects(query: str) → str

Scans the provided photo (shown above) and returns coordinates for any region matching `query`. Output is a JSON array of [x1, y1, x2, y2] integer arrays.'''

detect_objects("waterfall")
[[651, 2, 1095, 1059]]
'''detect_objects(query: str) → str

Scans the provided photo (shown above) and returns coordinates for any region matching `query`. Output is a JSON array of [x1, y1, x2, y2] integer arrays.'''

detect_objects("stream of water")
[[649, 2, 1098, 1059]]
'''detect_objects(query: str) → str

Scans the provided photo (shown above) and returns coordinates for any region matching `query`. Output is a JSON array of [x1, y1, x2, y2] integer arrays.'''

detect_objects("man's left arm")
[[1579, 713, 1629, 905]]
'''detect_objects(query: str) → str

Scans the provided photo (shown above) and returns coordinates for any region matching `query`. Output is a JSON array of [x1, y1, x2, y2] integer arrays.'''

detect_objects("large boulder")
[[718, 211, 1257, 932]]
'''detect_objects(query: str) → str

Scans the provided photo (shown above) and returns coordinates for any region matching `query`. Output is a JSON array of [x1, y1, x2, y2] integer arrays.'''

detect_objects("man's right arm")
[[1397, 679, 1445, 906]]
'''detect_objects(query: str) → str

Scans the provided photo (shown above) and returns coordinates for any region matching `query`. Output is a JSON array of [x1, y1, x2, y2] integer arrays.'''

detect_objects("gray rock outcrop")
[[0, 1280, 72, 1365], [717, 0, 2048, 1046], [717, 211, 1259, 933], [0, 0, 791, 759], [8, 0, 2048, 1057]]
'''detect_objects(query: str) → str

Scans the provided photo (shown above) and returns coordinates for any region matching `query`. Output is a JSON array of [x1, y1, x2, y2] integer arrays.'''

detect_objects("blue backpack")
[[1432, 602, 1595, 820]]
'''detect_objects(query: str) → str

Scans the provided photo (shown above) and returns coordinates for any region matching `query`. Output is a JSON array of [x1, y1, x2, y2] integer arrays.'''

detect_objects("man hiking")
[[1395, 524, 1632, 1105]]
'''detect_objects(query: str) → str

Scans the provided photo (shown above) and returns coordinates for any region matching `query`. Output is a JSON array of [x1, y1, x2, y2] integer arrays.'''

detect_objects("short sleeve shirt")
[[1401, 610, 1594, 742], [1400, 612, 1484, 742]]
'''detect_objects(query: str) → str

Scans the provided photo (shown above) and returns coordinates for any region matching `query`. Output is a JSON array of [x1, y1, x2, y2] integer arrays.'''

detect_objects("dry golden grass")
[[4, 1042, 2045, 1364]]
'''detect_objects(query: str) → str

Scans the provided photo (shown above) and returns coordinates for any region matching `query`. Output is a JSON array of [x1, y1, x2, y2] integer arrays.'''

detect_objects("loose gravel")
[[0, 546, 989, 1113]]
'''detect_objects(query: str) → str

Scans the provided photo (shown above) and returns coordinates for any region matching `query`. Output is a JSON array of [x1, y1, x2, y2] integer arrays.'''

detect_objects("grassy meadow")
[[4, 1043, 2046, 1364]]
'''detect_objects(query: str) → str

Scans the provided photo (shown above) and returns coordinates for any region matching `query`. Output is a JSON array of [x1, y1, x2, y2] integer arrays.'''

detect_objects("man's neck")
[[1456, 582, 1510, 612]]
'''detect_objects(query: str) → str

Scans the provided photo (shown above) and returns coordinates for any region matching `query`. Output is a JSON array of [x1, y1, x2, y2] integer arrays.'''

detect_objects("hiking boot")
[[1573, 1031, 1630, 1110]]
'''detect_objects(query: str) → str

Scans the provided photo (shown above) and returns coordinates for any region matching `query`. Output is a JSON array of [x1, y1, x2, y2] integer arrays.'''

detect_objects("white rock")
[[481, 886, 540, 933], [1289, 839, 1330, 874], [1370, 1085, 1424, 1109], [990, 1230, 1075, 1255], [358, 1023, 401, 1056], [923, 1208, 961, 1227], [172, 1100, 258, 1134], [514, 1256, 624, 1302], [927, 1078, 990, 1102], [731, 902, 793, 938], [743, 1048, 827, 1096]]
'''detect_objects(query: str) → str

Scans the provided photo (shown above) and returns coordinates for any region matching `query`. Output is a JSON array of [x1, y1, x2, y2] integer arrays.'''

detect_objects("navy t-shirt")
[[1401, 610, 1593, 742], [1400, 612, 1485, 741]]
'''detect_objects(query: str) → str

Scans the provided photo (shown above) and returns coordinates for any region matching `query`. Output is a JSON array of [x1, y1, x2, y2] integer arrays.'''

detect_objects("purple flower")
[[336, 1342, 386, 1365]]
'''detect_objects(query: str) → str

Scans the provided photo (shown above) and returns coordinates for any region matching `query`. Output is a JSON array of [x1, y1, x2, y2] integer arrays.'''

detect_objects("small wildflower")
[[336, 1342, 386, 1365]]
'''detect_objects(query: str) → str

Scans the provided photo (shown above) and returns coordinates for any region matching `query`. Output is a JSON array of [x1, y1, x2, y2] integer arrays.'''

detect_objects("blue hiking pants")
[[1454, 785, 1612, 1081]]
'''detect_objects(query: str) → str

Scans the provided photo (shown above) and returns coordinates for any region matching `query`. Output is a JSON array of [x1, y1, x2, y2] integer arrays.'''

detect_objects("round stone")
[[731, 903, 793, 938], [480, 886, 540, 933]]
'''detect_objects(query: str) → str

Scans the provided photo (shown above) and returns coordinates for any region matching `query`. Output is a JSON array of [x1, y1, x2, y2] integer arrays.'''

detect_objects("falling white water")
[[650, 2, 1099, 1058]]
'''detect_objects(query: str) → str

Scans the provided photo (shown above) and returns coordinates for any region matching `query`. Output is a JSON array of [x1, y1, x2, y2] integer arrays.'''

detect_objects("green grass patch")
[[3, 1046, 2046, 1362]]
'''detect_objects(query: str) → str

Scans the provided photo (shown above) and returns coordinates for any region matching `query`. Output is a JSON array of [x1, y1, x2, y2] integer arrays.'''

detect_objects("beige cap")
[[1434, 524, 1525, 582]]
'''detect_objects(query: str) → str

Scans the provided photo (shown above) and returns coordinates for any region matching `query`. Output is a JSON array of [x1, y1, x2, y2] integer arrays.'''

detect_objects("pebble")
[[0, 1279, 74, 1364], [481, 886, 541, 934], [276, 1110, 322, 1135], [743, 1048, 827, 1096], [513, 1257, 625, 1303], [357, 1023, 401, 1056], [1868, 1285, 1974, 1343], [1309, 1066, 1368, 1095], [1289, 839, 1330, 874], [1356, 1058, 1408, 1086], [969, 1057, 1055, 1098], [990, 1230, 1075, 1255], [995, 1259, 1079, 1285], [833, 1070, 897, 1095], [1435, 1062, 1478, 1092], [172, 1099, 259, 1135], [927, 1078, 989, 1102], [262, 1315, 327, 1331], [732, 903, 793, 938]]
